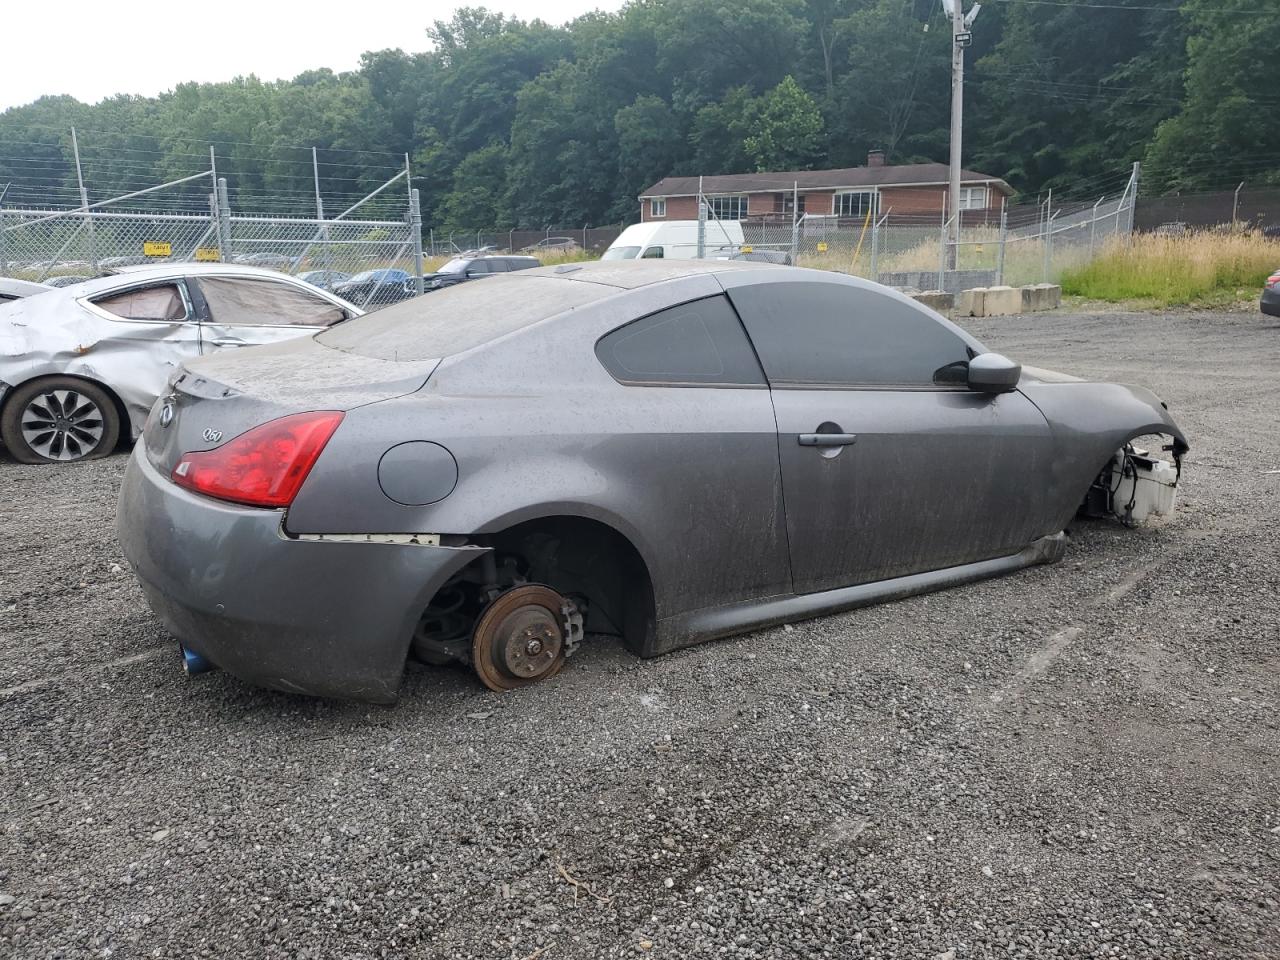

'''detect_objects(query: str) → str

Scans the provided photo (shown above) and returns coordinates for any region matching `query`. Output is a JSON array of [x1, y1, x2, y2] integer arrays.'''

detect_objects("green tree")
[[743, 76, 825, 171]]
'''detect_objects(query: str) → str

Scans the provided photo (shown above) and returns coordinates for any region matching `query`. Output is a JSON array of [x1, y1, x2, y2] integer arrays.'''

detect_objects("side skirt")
[[651, 532, 1069, 654]]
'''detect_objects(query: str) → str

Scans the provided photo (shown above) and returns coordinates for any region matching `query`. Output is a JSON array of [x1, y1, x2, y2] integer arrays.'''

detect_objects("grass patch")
[[1060, 231, 1278, 306]]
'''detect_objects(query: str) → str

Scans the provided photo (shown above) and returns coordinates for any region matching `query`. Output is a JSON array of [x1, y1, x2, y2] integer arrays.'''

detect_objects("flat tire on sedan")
[[471, 584, 569, 691], [1, 377, 120, 464]]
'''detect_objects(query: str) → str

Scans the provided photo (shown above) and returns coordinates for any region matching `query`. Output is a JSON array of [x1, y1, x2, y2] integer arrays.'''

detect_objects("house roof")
[[640, 163, 1013, 198]]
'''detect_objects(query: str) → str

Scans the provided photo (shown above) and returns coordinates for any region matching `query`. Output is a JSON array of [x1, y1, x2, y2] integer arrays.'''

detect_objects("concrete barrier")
[[1021, 283, 1062, 312], [954, 284, 1062, 317], [911, 291, 955, 313]]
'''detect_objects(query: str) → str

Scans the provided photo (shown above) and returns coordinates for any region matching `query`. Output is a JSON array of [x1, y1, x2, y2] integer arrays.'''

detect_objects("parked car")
[[333, 268, 416, 308], [521, 236, 578, 253], [728, 249, 792, 265], [0, 264, 360, 463], [0, 278, 53, 303], [1262, 269, 1280, 317], [297, 270, 352, 292], [424, 255, 540, 291], [45, 275, 94, 288], [116, 260, 1189, 702], [233, 252, 296, 270], [602, 220, 745, 260]]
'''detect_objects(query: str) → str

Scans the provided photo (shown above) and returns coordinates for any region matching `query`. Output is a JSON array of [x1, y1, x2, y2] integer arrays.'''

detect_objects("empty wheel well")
[[481, 516, 657, 654], [412, 515, 658, 667]]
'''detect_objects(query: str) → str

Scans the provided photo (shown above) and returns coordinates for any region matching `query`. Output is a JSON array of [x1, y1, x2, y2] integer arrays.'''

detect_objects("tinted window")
[[94, 283, 187, 321], [596, 295, 764, 386], [640, 246, 664, 259], [728, 280, 972, 386], [466, 260, 489, 275], [196, 277, 346, 327], [484, 259, 508, 273]]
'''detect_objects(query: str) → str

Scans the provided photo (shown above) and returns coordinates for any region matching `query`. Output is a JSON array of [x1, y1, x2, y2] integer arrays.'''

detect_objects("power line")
[[991, 0, 1271, 13]]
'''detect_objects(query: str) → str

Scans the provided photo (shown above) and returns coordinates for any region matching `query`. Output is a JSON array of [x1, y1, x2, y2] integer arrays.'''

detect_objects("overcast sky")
[[0, 0, 623, 112]]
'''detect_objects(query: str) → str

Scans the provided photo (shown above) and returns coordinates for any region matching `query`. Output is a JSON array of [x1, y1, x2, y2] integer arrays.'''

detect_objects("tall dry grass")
[[1061, 230, 1278, 305]]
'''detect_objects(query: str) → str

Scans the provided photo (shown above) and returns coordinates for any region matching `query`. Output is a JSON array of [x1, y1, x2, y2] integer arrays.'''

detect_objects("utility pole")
[[946, 0, 979, 269]]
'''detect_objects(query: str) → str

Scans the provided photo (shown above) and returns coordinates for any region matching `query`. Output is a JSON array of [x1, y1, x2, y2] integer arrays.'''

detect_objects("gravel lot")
[[1, 306, 1278, 960]]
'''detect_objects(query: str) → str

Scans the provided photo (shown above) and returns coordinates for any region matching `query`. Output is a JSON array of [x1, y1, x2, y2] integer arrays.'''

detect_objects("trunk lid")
[[143, 334, 439, 476]]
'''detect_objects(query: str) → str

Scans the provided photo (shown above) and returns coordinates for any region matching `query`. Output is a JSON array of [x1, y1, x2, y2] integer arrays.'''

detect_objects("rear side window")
[[641, 247, 664, 259], [93, 283, 187, 321], [595, 295, 764, 386], [196, 277, 346, 327], [727, 280, 972, 387]]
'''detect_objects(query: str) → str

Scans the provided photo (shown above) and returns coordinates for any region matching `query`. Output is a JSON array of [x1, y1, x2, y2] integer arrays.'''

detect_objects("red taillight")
[[1267, 274, 1280, 289], [172, 411, 343, 507]]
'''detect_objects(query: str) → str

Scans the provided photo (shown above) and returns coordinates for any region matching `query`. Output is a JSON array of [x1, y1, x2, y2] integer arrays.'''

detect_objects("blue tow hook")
[[180, 645, 213, 676]]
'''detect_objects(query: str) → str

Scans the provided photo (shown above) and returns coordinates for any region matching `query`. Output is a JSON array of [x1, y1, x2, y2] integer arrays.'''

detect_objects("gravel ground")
[[1, 306, 1278, 960]]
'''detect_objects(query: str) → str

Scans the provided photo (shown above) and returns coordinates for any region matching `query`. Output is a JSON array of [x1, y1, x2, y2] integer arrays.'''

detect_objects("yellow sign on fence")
[[816, 242, 829, 253], [194, 247, 221, 262], [740, 245, 753, 254], [143, 241, 172, 257]]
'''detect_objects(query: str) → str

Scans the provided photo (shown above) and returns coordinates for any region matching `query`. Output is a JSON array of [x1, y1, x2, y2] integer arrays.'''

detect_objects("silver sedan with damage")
[[116, 261, 1189, 701], [0, 264, 359, 463]]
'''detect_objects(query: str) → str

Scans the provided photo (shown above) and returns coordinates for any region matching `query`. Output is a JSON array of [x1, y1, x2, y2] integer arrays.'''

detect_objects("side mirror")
[[967, 352, 1021, 393]]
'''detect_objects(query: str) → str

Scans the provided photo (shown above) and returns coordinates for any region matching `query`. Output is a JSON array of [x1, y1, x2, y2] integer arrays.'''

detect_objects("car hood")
[[1019, 364, 1085, 384]]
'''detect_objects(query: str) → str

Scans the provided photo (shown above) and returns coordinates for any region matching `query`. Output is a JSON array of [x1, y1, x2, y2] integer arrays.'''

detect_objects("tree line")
[[0, 0, 1272, 229]]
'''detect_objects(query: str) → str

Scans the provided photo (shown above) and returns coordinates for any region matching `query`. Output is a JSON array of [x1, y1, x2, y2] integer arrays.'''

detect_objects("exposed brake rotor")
[[472, 584, 574, 692]]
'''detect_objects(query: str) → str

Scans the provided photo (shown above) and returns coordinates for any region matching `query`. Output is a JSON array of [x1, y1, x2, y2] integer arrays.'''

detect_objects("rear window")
[[317, 274, 613, 361]]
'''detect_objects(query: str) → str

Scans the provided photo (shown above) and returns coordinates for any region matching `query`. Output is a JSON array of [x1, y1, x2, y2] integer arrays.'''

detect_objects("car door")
[[189, 274, 350, 353], [724, 274, 1056, 595], [82, 279, 203, 400]]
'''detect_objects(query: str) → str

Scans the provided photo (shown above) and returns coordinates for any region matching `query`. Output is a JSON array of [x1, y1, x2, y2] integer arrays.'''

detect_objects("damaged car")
[[0, 264, 359, 463], [116, 261, 1188, 702]]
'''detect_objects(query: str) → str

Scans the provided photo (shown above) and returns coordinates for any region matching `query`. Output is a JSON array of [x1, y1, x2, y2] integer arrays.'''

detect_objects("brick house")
[[638, 151, 1013, 223]]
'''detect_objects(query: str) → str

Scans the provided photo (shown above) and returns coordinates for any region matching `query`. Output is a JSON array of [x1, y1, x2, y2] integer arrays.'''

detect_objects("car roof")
[[515, 258, 768, 289], [67, 262, 311, 294]]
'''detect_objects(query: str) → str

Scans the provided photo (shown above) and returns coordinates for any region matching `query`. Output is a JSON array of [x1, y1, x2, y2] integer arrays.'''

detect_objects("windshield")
[[438, 258, 470, 275], [351, 270, 402, 283], [602, 246, 640, 261]]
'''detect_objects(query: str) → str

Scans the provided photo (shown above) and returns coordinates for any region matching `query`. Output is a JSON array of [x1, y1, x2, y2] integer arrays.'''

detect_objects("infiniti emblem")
[[202, 428, 223, 443]]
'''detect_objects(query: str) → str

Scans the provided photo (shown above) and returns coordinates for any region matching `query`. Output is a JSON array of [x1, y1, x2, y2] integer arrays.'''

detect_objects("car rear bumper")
[[116, 446, 486, 702], [1261, 287, 1280, 317]]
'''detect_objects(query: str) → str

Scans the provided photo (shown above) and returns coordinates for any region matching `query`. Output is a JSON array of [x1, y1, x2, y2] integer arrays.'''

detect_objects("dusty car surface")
[[116, 260, 1188, 702], [0, 278, 54, 303], [0, 264, 360, 463]]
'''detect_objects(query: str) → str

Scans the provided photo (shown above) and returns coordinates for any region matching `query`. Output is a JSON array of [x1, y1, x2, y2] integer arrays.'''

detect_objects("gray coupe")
[[116, 261, 1188, 702]]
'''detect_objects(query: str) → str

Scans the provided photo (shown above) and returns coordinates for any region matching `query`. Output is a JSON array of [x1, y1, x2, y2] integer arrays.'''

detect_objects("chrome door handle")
[[209, 337, 246, 347], [798, 433, 858, 447]]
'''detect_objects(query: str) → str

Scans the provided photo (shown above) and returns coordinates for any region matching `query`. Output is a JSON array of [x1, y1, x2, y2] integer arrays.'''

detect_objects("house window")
[[835, 190, 879, 219], [774, 194, 807, 215], [706, 195, 748, 221], [959, 186, 989, 210], [649, 198, 666, 217]]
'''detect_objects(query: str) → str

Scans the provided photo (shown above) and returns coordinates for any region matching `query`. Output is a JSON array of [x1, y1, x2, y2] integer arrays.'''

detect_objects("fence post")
[[1089, 197, 1103, 259], [790, 181, 799, 263], [0, 204, 7, 278], [216, 177, 233, 261], [1232, 181, 1244, 228], [996, 200, 1007, 286], [1128, 162, 1139, 238], [696, 176, 706, 259], [870, 214, 880, 283], [583, 224, 588, 249], [938, 214, 948, 292], [409, 189, 425, 294]]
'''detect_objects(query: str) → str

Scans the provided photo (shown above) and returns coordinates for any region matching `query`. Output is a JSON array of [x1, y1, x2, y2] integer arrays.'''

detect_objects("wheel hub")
[[20, 389, 105, 461], [471, 584, 569, 691]]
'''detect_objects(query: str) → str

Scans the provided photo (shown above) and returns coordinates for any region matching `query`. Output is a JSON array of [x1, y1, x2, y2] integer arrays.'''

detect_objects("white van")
[[601, 220, 745, 261]]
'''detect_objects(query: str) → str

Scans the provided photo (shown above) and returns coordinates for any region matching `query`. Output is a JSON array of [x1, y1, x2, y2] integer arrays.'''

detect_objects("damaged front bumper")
[[116, 446, 486, 702]]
